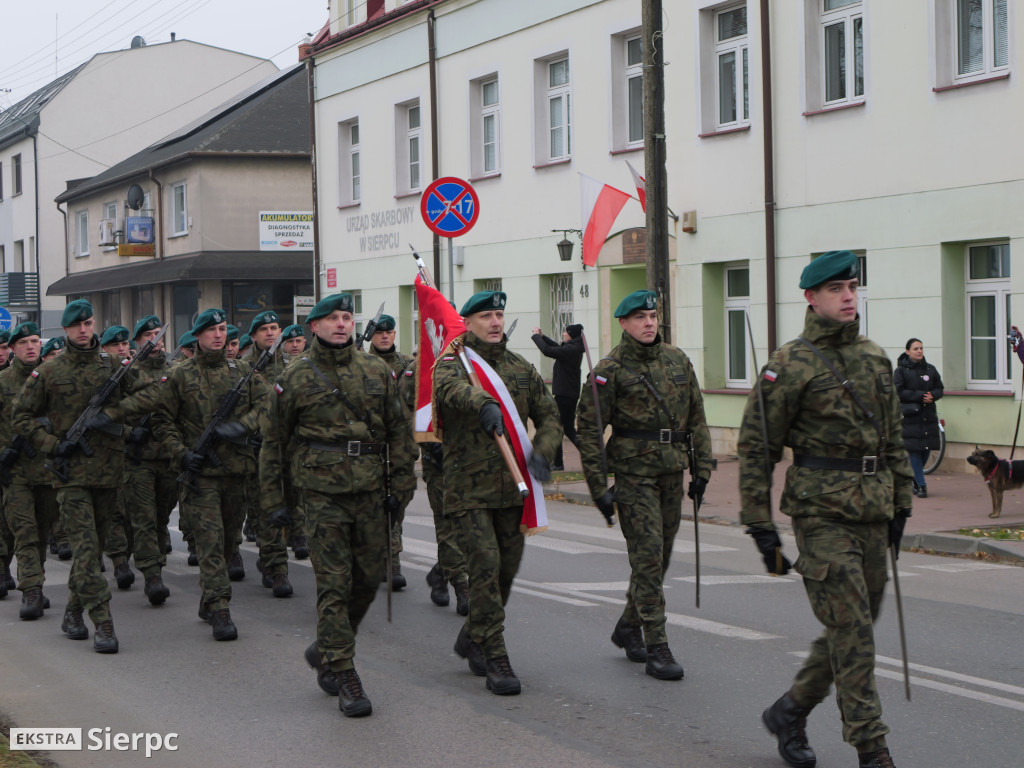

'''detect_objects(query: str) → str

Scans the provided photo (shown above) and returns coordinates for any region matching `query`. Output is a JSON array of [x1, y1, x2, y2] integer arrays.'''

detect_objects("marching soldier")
[[280, 324, 307, 361], [225, 325, 241, 359], [176, 331, 196, 362], [260, 293, 416, 716], [99, 325, 135, 591], [238, 334, 253, 360], [433, 290, 561, 696], [41, 337, 64, 361], [0, 330, 11, 370], [738, 251, 912, 768], [421, 439, 470, 616], [576, 290, 712, 681], [12, 300, 152, 652]]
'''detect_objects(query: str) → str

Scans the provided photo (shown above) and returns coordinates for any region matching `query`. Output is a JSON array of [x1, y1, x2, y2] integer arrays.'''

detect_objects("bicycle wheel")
[[922, 422, 945, 475]]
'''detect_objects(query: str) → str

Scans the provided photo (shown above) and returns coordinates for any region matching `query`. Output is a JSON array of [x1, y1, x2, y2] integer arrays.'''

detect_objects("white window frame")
[[610, 31, 645, 151], [724, 263, 751, 387], [625, 35, 644, 146], [12, 153, 22, 196], [535, 55, 572, 164], [469, 74, 501, 178], [351, 290, 364, 339], [170, 182, 187, 236], [965, 241, 1012, 389], [821, 0, 865, 107], [954, 0, 1010, 82], [103, 201, 118, 251], [481, 78, 500, 175], [338, 118, 360, 206], [394, 100, 422, 196], [76, 210, 89, 258], [714, 4, 750, 130]]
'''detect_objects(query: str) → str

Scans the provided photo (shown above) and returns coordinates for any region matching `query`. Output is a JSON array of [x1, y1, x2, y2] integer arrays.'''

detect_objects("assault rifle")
[[356, 302, 386, 348], [46, 325, 168, 482], [178, 334, 283, 493]]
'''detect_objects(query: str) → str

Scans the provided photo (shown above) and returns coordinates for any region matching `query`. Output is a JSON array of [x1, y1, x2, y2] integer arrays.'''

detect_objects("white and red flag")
[[413, 275, 466, 438], [580, 173, 631, 267], [625, 159, 646, 212]]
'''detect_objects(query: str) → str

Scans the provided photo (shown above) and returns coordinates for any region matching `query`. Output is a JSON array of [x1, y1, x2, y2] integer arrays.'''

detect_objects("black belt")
[[305, 440, 385, 456], [793, 454, 886, 476], [612, 427, 690, 444]]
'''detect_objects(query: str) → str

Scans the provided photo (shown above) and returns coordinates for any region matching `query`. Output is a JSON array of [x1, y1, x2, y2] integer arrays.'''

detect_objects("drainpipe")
[[33, 134, 41, 321], [760, 0, 778, 353], [307, 57, 322, 302], [148, 169, 163, 259], [427, 10, 441, 283]]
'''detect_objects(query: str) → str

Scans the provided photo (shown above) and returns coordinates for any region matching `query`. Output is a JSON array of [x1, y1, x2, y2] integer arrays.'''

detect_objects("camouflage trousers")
[[791, 516, 889, 751], [124, 460, 177, 577], [456, 506, 525, 659], [103, 490, 131, 566], [302, 488, 387, 672], [57, 486, 118, 624], [423, 459, 467, 584], [0, 501, 13, 570], [3, 482, 59, 591], [252, 469, 289, 577], [614, 472, 684, 646], [182, 476, 247, 611]]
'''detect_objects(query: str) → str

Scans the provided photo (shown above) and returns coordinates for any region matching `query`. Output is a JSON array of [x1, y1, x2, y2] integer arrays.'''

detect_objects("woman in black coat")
[[531, 323, 584, 470], [893, 337, 944, 497]]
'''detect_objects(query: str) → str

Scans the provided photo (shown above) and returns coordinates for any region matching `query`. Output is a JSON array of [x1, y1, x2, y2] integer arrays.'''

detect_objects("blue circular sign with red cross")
[[420, 177, 479, 238]]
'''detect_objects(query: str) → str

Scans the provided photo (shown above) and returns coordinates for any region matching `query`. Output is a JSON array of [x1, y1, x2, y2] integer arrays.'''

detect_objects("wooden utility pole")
[[643, 0, 670, 343]]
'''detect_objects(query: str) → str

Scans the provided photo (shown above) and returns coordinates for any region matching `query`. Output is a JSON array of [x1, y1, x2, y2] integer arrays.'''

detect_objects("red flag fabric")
[[414, 275, 466, 439], [580, 174, 630, 267], [626, 159, 646, 212]]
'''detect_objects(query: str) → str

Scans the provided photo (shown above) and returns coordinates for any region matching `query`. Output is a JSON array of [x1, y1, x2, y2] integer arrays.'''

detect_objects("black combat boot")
[[291, 534, 309, 560], [644, 643, 684, 680], [57, 541, 72, 560], [858, 748, 896, 768], [390, 557, 407, 591], [210, 608, 238, 641], [187, 541, 198, 566], [2, 563, 15, 590], [20, 587, 44, 620], [243, 518, 257, 543], [93, 619, 119, 653], [61, 608, 89, 640], [454, 625, 486, 676], [304, 641, 340, 696], [227, 552, 245, 581], [762, 692, 817, 768], [272, 572, 293, 598], [49, 535, 58, 555], [453, 580, 470, 617], [144, 574, 170, 606], [257, 558, 273, 588], [114, 561, 135, 590], [0, 577, 6, 600], [426, 563, 450, 607], [198, 599, 212, 623], [610, 617, 646, 662], [337, 668, 372, 717], [485, 655, 522, 696]]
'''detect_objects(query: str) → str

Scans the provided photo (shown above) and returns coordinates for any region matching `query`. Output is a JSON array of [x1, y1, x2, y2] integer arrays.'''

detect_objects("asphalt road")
[[2, 491, 1022, 768]]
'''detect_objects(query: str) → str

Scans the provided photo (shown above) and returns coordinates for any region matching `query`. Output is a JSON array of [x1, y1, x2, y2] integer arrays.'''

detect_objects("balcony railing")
[[0, 272, 40, 305]]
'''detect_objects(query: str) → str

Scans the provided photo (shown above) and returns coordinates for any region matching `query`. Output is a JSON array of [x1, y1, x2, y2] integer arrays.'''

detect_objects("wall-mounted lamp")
[[551, 229, 583, 263]]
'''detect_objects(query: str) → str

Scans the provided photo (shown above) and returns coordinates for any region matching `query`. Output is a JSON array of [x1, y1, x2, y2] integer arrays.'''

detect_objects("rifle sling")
[[602, 357, 680, 430]]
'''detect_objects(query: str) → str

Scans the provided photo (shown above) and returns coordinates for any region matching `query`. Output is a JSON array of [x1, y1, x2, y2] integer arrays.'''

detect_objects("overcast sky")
[[0, 0, 331, 109]]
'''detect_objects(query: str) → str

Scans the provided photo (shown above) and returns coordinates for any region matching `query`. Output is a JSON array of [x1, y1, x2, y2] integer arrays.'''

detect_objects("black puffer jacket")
[[893, 353, 944, 452], [531, 334, 584, 399]]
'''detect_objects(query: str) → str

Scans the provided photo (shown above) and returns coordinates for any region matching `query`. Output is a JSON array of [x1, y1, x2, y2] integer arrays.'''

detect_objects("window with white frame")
[[725, 264, 750, 386], [966, 242, 1012, 388], [12, 154, 22, 195], [349, 289, 364, 339], [956, 0, 1009, 79], [103, 202, 117, 250], [171, 182, 187, 236], [338, 119, 360, 205], [76, 211, 89, 257], [547, 57, 571, 161], [481, 78, 500, 175], [395, 101, 422, 196], [715, 5, 750, 129], [343, 0, 357, 28], [408, 104, 421, 191], [821, 0, 864, 105], [626, 35, 644, 145]]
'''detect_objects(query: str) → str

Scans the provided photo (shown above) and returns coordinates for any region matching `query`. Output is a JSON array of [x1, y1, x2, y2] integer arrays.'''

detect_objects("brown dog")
[[966, 448, 1024, 518]]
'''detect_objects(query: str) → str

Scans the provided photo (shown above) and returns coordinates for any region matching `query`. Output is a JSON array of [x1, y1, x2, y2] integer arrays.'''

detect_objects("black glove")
[[747, 526, 792, 575], [688, 476, 709, 506], [53, 440, 78, 460], [385, 495, 402, 528], [84, 411, 116, 432], [595, 489, 616, 525], [527, 453, 551, 483], [478, 402, 504, 437], [213, 421, 248, 442], [180, 450, 205, 475], [889, 508, 911, 558], [268, 507, 292, 528], [0, 447, 19, 470], [126, 426, 152, 447]]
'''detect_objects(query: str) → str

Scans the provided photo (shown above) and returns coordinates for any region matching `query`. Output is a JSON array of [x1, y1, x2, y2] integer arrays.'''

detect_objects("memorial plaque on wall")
[[622, 228, 646, 264]]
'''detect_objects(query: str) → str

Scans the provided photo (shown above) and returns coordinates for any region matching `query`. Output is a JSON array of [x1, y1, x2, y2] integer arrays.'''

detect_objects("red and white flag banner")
[[414, 275, 466, 440], [625, 159, 646, 212], [463, 346, 548, 535], [580, 173, 631, 267]]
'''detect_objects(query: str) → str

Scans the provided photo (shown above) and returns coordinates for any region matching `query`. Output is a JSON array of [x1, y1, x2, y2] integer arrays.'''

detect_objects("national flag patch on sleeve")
[[595, 375, 608, 385], [160, 376, 168, 383], [30, 370, 39, 378], [763, 369, 778, 383], [442, 356, 454, 361], [404, 370, 413, 376], [274, 383, 284, 394]]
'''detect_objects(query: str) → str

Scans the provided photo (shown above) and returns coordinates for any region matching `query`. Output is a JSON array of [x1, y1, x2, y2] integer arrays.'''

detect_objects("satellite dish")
[[126, 184, 145, 210], [131, 36, 147, 49]]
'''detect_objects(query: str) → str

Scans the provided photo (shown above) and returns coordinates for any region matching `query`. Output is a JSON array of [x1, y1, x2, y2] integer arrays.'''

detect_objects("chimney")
[[170, 32, 176, 41]]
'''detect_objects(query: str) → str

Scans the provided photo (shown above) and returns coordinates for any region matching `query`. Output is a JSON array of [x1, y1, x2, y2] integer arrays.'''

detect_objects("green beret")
[[132, 314, 161, 340], [192, 308, 228, 335], [614, 290, 658, 318], [248, 310, 281, 335], [178, 331, 197, 349], [9, 322, 40, 345], [307, 293, 354, 323], [129, 340, 138, 351], [100, 325, 130, 346], [460, 291, 506, 317], [376, 315, 396, 332], [800, 250, 859, 290], [226, 324, 240, 342], [281, 324, 305, 340], [0, 330, 9, 344], [61, 299, 94, 327], [238, 334, 252, 351], [42, 337, 65, 356]]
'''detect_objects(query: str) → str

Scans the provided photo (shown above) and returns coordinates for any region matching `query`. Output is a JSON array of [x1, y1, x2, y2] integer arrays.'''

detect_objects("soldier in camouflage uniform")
[[225, 325, 241, 360], [260, 293, 416, 717], [0, 329, 11, 370], [278, 323, 309, 556], [421, 440, 470, 615], [0, 323, 60, 619], [738, 251, 912, 768], [576, 290, 712, 681], [280, 323, 307, 361], [41, 336, 64, 361], [433, 290, 561, 696], [12, 300, 153, 653], [43, 333, 71, 562]]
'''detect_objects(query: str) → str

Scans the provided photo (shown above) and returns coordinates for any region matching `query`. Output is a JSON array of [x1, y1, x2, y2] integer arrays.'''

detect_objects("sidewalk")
[[545, 440, 1024, 563]]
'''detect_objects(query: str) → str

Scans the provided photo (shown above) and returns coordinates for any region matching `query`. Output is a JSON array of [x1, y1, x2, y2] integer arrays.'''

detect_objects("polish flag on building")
[[625, 159, 646, 212], [413, 275, 466, 438], [580, 173, 631, 267]]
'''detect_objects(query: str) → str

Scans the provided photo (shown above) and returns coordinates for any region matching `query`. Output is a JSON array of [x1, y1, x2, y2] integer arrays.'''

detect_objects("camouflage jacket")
[[737, 308, 914, 527], [0, 357, 50, 486], [126, 353, 173, 463], [11, 337, 150, 488], [139, 349, 270, 477], [433, 332, 561, 512], [259, 337, 416, 510], [252, 344, 287, 385], [576, 331, 713, 500], [369, 344, 416, 413]]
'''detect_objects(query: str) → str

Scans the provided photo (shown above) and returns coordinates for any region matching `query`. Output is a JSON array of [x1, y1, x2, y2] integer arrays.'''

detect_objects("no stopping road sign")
[[420, 177, 479, 238]]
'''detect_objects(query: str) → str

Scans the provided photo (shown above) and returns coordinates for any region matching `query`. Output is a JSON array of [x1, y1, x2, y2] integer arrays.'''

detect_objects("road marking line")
[[875, 654, 1024, 697], [912, 562, 1014, 573], [511, 586, 597, 607], [525, 538, 623, 555], [873, 668, 1024, 713], [547, 582, 631, 592], [672, 575, 795, 585]]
